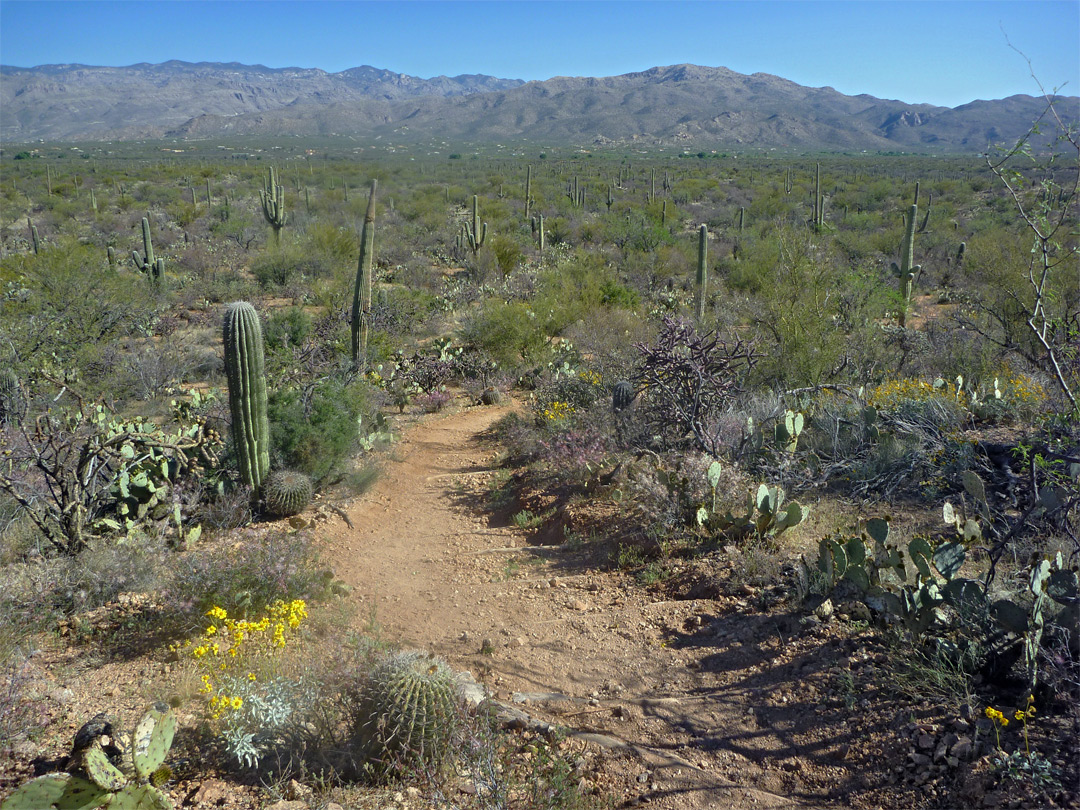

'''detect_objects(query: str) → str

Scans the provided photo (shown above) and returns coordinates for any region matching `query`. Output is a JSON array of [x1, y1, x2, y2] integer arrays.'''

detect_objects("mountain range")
[[1, 60, 1076, 152]]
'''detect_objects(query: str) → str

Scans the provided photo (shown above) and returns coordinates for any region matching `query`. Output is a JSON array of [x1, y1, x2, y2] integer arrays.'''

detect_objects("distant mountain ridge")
[[1, 60, 1076, 152]]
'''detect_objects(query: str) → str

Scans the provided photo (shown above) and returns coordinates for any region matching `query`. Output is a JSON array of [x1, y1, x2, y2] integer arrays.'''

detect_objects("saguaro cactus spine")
[[351, 180, 378, 371], [696, 224, 708, 321], [260, 167, 287, 246], [132, 217, 164, 283], [223, 302, 270, 492]]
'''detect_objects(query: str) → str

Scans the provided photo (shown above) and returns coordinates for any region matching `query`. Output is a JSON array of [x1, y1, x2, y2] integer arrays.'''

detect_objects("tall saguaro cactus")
[[891, 204, 921, 328], [132, 216, 164, 283], [260, 167, 287, 246], [696, 224, 708, 322], [351, 180, 378, 371], [461, 194, 487, 257], [524, 164, 533, 219], [223, 302, 270, 492]]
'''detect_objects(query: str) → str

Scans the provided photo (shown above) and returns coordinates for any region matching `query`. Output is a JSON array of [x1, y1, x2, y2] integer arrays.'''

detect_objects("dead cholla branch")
[[631, 316, 758, 458]]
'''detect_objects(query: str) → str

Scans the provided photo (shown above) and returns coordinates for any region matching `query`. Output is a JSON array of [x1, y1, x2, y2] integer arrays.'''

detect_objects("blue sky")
[[1, 1, 1077, 108]]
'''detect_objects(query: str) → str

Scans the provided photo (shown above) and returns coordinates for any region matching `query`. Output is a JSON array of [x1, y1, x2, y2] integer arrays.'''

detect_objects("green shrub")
[[268, 377, 372, 483]]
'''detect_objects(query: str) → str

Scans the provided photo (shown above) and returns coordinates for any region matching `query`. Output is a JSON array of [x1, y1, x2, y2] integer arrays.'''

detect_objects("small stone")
[[951, 738, 973, 760], [909, 753, 931, 767], [814, 599, 834, 621], [637, 770, 652, 784], [460, 631, 471, 642], [50, 687, 75, 705], [285, 779, 313, 801], [570, 600, 588, 611], [917, 733, 935, 750]]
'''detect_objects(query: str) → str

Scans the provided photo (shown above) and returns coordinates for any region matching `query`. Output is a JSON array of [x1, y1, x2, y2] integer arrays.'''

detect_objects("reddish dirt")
[[8, 399, 1074, 809], [324, 403, 893, 810]]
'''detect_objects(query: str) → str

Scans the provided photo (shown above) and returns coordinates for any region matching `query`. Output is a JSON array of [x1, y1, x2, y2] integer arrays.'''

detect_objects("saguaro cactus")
[[891, 204, 921, 327], [461, 194, 487, 257], [696, 224, 708, 321], [132, 217, 164, 283], [260, 167, 287, 246], [27, 217, 39, 255], [223, 302, 270, 492], [351, 179, 378, 371], [524, 164, 533, 219]]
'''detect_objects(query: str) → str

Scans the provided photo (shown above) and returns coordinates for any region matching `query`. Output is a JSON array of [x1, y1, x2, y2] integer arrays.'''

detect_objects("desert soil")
[[321, 402, 911, 810], [8, 398, 1066, 810]]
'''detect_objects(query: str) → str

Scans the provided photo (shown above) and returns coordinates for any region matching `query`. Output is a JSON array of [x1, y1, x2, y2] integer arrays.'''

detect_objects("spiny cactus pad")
[[132, 704, 176, 781], [354, 651, 460, 776], [263, 470, 313, 517], [0, 774, 107, 810]]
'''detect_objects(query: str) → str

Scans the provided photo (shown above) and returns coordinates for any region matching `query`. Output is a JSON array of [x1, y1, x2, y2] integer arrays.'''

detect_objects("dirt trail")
[[325, 404, 827, 810]]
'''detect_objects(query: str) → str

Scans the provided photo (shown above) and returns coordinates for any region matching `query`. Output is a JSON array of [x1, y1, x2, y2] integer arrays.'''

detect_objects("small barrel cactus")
[[612, 380, 635, 413], [263, 470, 313, 517], [479, 387, 503, 406], [352, 651, 459, 778]]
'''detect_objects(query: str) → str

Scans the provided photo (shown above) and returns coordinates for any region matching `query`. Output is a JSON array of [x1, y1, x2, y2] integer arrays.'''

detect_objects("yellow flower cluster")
[[174, 600, 307, 721], [578, 369, 602, 386], [985, 706, 1009, 728], [541, 400, 575, 423], [867, 378, 964, 411]]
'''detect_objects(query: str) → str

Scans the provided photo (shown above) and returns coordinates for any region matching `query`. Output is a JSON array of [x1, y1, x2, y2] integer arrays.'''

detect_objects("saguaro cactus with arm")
[[891, 204, 921, 327], [132, 216, 164, 283], [260, 167, 287, 246]]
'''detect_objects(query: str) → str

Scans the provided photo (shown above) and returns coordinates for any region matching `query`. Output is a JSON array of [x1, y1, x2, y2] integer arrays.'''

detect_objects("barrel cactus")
[[352, 651, 460, 777], [223, 302, 270, 492], [479, 387, 503, 406], [612, 380, 635, 413], [263, 470, 313, 517]]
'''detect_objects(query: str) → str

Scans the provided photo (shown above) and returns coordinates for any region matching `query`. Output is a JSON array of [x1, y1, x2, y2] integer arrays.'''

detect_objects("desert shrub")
[[371, 286, 440, 337], [264, 306, 313, 352], [489, 234, 522, 276], [251, 245, 332, 289], [460, 299, 549, 368], [631, 316, 758, 457], [0, 530, 169, 623], [267, 377, 372, 484], [160, 530, 324, 633]]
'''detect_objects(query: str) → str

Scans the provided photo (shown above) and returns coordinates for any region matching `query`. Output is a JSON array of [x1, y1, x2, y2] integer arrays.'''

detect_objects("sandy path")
[[326, 404, 806, 810]]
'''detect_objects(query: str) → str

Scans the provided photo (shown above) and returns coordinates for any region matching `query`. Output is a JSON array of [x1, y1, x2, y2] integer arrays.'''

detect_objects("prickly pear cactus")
[[2, 705, 177, 810], [353, 651, 460, 777], [0, 773, 108, 810], [263, 470, 313, 517]]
